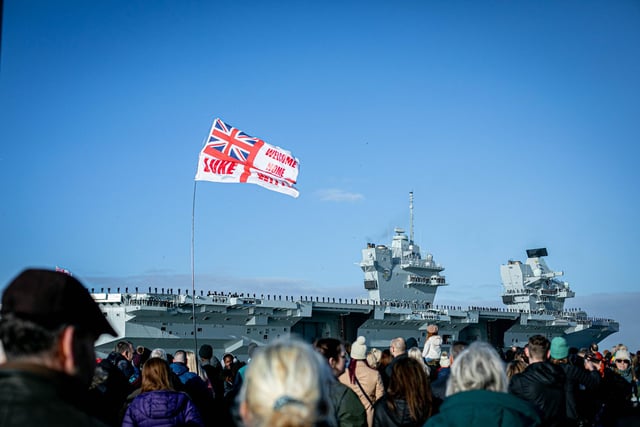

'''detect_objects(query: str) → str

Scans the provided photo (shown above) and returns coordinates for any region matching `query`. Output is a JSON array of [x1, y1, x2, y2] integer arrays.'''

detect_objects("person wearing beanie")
[[550, 337, 569, 360], [548, 336, 601, 424], [612, 349, 637, 400], [422, 324, 442, 365], [339, 336, 384, 427]]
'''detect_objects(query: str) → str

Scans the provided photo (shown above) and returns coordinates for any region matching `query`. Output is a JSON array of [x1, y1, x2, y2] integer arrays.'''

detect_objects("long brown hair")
[[387, 357, 432, 423], [141, 357, 175, 393]]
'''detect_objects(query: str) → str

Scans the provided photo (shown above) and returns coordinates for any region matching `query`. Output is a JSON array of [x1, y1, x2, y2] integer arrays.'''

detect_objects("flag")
[[195, 118, 300, 198], [55, 266, 72, 276]]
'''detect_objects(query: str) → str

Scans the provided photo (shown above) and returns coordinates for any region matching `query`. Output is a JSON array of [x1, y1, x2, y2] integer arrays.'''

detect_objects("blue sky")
[[1, 1, 638, 351]]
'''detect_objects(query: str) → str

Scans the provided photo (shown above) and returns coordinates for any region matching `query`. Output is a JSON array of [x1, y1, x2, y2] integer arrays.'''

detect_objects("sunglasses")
[[615, 359, 630, 364]]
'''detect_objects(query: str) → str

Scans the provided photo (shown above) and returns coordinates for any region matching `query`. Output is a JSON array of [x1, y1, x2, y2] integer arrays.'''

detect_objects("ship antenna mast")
[[409, 191, 414, 244]]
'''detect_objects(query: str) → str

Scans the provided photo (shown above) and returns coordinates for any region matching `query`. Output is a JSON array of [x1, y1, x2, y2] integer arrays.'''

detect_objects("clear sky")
[[1, 1, 639, 351]]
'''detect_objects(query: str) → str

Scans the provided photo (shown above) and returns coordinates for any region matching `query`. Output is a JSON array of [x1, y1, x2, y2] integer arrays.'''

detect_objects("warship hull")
[[94, 290, 618, 357]]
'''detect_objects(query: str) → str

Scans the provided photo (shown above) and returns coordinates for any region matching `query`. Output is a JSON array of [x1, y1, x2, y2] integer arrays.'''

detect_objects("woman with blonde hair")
[[186, 350, 199, 376], [407, 347, 430, 376], [367, 348, 382, 369], [122, 357, 203, 426], [239, 338, 336, 427], [425, 341, 541, 427]]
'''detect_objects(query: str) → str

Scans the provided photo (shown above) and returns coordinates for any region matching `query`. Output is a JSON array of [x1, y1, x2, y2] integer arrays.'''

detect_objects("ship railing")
[[400, 257, 444, 270]]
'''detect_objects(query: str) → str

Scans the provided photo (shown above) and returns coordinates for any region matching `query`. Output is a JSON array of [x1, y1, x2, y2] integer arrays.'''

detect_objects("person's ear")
[[58, 325, 77, 375], [328, 357, 335, 368]]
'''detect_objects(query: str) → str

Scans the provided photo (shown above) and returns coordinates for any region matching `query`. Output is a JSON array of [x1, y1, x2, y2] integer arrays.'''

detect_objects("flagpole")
[[191, 179, 199, 373]]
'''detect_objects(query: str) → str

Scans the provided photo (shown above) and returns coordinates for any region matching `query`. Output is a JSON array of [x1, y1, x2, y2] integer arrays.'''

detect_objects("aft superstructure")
[[501, 248, 575, 312]]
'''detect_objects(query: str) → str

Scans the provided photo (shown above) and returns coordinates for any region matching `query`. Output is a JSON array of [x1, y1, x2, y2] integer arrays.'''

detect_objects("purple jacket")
[[122, 390, 203, 427]]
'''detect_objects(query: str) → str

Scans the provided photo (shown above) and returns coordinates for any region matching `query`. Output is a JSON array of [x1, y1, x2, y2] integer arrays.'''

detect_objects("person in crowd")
[[373, 357, 432, 427], [150, 348, 168, 361], [548, 337, 601, 426], [429, 340, 467, 413], [407, 346, 430, 375], [170, 349, 214, 425], [315, 337, 367, 427], [425, 341, 541, 427], [186, 350, 199, 376], [611, 348, 637, 400], [238, 337, 336, 427], [382, 337, 408, 389], [421, 325, 442, 366], [105, 341, 137, 385], [198, 344, 222, 396], [135, 346, 151, 369], [0, 268, 117, 426], [405, 337, 419, 353], [122, 357, 203, 427], [339, 336, 385, 427], [506, 359, 528, 381], [508, 335, 567, 427], [377, 349, 393, 385], [367, 348, 382, 369], [229, 342, 259, 404], [236, 343, 258, 385]]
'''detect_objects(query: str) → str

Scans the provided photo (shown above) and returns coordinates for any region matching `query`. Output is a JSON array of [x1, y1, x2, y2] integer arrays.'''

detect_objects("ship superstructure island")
[[92, 193, 618, 356]]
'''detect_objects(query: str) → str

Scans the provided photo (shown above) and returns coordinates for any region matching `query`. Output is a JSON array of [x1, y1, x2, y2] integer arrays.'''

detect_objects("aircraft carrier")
[[93, 193, 618, 356]]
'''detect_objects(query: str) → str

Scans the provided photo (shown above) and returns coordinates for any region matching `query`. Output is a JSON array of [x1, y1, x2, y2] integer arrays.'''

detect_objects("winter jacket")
[[330, 380, 367, 427], [508, 361, 567, 427], [122, 390, 203, 427], [421, 335, 442, 361], [0, 362, 108, 427], [168, 363, 214, 425], [424, 390, 542, 427], [556, 362, 600, 422], [429, 367, 450, 413], [373, 395, 425, 427], [339, 361, 385, 427]]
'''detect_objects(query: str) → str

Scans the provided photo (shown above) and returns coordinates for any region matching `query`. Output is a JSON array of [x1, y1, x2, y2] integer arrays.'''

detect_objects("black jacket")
[[373, 396, 424, 427], [508, 361, 568, 427], [557, 362, 600, 422], [0, 362, 108, 427]]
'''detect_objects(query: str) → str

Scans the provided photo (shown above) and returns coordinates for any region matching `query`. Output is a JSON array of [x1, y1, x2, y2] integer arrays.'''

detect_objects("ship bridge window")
[[197, 327, 202, 332], [160, 327, 166, 331], [263, 335, 268, 340]]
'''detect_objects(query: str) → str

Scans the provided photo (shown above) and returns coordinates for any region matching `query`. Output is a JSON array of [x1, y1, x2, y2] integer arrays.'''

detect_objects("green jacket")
[[330, 380, 367, 427], [424, 390, 541, 427]]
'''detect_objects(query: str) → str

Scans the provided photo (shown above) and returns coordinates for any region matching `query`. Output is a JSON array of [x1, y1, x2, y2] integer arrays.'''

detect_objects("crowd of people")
[[0, 269, 638, 427]]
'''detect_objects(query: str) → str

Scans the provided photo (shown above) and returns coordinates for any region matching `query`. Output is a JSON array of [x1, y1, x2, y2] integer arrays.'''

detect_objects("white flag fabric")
[[195, 155, 299, 198]]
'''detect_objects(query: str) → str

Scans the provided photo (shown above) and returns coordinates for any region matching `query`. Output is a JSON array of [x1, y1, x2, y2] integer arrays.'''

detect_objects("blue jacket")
[[169, 363, 198, 384], [122, 390, 203, 427]]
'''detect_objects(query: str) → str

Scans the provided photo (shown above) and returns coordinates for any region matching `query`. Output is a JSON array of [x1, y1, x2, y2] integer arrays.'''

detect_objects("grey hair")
[[445, 341, 507, 396], [239, 337, 336, 427], [150, 348, 167, 361]]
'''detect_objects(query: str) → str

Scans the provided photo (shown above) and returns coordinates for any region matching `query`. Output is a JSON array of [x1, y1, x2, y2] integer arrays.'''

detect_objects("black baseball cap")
[[1, 268, 117, 337]]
